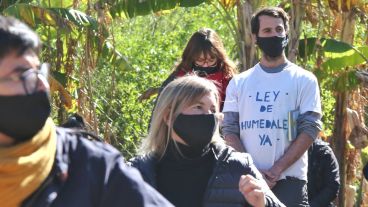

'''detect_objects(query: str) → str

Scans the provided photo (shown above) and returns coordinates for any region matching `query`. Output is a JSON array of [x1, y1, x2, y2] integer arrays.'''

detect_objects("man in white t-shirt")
[[222, 7, 322, 206]]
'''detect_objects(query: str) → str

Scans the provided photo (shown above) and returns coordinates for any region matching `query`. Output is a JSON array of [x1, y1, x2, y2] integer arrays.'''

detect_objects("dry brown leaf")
[[219, 0, 237, 9], [330, 11, 342, 37], [49, 76, 73, 109], [305, 5, 319, 26], [138, 87, 159, 102]]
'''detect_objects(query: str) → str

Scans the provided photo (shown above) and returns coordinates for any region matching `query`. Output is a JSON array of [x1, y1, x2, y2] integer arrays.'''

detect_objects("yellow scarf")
[[0, 118, 57, 207]]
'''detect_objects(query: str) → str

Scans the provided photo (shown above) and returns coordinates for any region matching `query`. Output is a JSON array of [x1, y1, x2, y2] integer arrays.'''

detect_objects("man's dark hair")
[[251, 7, 289, 35], [0, 16, 41, 59]]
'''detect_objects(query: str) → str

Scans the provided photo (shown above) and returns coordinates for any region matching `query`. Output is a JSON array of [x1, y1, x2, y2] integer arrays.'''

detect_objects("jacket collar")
[[210, 142, 233, 163]]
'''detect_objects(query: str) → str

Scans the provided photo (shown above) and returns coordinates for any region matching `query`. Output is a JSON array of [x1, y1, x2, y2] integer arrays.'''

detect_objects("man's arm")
[[222, 112, 245, 152], [264, 112, 322, 183], [264, 132, 313, 184], [225, 134, 246, 152]]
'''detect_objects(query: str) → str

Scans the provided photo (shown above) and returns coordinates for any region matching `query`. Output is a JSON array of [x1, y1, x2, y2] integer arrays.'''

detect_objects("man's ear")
[[252, 34, 257, 45]]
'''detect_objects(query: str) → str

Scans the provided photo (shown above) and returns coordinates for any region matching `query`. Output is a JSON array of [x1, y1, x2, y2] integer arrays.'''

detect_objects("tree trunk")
[[340, 11, 356, 44], [287, 0, 308, 63], [236, 0, 257, 72], [333, 9, 356, 207], [332, 92, 348, 207]]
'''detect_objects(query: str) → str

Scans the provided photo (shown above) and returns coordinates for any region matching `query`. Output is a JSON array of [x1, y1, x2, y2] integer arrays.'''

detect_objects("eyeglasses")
[[0, 63, 49, 95], [194, 57, 217, 66]]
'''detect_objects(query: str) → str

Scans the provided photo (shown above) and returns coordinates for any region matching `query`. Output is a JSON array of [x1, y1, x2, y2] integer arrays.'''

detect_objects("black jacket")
[[22, 127, 173, 207], [130, 143, 284, 207], [364, 162, 368, 180], [308, 139, 340, 207]]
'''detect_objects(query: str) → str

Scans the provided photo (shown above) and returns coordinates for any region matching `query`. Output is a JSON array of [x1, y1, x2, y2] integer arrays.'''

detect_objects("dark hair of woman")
[[174, 28, 236, 79]]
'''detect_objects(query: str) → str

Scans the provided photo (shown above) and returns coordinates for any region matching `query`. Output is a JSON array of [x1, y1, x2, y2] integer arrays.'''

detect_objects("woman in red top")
[[160, 28, 237, 110]]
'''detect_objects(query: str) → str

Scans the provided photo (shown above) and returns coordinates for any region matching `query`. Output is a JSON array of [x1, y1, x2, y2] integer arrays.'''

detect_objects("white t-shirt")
[[223, 62, 321, 180]]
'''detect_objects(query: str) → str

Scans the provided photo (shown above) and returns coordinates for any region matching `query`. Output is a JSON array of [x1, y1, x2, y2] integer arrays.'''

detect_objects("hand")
[[263, 165, 282, 187], [239, 175, 266, 207], [260, 170, 277, 189]]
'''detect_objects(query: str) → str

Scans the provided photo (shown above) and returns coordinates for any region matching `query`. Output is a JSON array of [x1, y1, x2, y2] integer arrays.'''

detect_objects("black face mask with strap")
[[0, 91, 51, 142], [173, 113, 217, 152], [192, 64, 220, 77], [256, 35, 288, 58]]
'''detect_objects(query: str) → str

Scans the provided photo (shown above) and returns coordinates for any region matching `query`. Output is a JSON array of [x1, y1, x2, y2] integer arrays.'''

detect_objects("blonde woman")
[[130, 76, 284, 207]]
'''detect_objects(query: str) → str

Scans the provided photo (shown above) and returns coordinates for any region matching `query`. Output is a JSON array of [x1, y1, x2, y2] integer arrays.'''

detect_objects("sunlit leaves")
[[99, 0, 207, 18], [49, 75, 73, 109], [219, 0, 236, 9], [322, 38, 354, 53], [299, 37, 367, 72], [323, 46, 368, 71], [39, 0, 74, 8], [299, 37, 354, 58], [0, 0, 32, 12], [3, 4, 98, 32], [298, 36, 367, 95], [102, 41, 134, 71], [51, 8, 98, 30]]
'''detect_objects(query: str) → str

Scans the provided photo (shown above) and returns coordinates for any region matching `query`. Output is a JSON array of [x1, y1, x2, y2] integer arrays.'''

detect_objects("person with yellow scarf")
[[0, 15, 172, 207]]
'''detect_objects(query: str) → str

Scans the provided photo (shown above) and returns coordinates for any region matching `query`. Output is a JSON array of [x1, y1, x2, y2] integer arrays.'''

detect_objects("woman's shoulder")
[[212, 143, 253, 167], [211, 143, 260, 180], [129, 154, 154, 164], [160, 68, 187, 89], [128, 154, 158, 171], [128, 154, 159, 187]]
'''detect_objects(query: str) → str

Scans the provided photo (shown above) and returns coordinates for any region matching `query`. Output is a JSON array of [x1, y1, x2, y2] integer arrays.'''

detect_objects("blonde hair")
[[140, 75, 223, 159]]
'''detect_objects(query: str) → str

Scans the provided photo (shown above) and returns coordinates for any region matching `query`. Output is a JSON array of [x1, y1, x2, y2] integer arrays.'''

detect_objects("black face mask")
[[256, 36, 288, 58], [0, 91, 51, 142], [192, 64, 219, 76], [173, 113, 217, 151]]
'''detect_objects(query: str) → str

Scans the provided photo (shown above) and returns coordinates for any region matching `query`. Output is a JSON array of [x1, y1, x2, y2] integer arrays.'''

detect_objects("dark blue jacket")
[[308, 139, 340, 207], [364, 163, 368, 180], [130, 143, 284, 207], [22, 127, 173, 207]]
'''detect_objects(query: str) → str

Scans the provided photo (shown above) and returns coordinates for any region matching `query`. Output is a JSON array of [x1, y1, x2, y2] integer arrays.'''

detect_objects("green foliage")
[[318, 79, 335, 136], [0, 0, 238, 158], [362, 146, 368, 165], [2, 0, 366, 161], [91, 3, 237, 158], [297, 36, 368, 135], [298, 38, 353, 58], [323, 46, 368, 70], [39, 0, 74, 8], [102, 42, 134, 71], [99, 0, 207, 18], [2, 4, 98, 31]]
